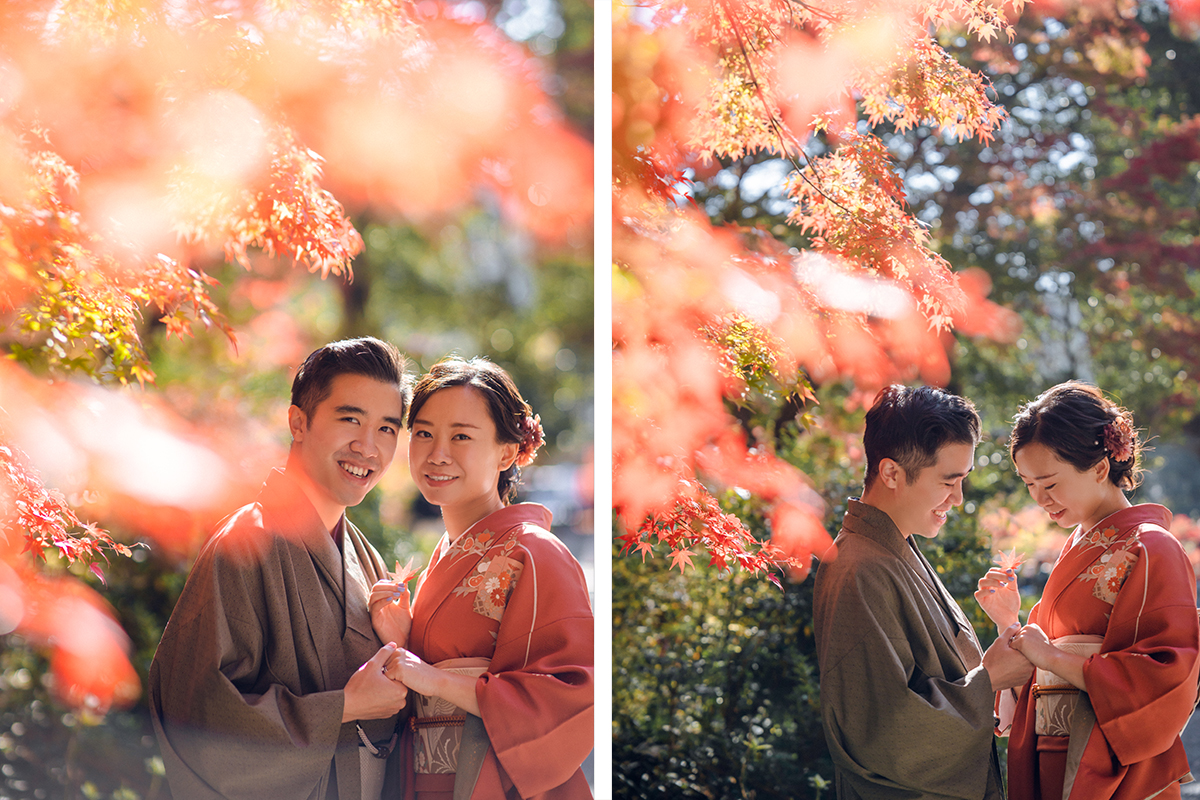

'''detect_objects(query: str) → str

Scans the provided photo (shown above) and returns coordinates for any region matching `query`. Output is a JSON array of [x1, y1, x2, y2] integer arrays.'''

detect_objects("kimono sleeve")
[[475, 531, 593, 798], [149, 526, 344, 800], [819, 558, 996, 797], [1083, 529, 1200, 766]]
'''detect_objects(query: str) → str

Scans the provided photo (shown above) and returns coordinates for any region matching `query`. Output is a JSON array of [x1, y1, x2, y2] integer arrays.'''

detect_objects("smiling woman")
[[975, 381, 1200, 800], [368, 357, 593, 800]]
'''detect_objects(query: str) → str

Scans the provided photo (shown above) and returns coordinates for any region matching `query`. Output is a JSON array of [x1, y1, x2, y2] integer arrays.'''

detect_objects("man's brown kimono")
[[149, 469, 406, 800], [814, 499, 1004, 799]]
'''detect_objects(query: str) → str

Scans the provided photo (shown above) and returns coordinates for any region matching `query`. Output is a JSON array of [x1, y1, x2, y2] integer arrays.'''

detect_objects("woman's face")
[[1013, 441, 1114, 532], [408, 385, 518, 519]]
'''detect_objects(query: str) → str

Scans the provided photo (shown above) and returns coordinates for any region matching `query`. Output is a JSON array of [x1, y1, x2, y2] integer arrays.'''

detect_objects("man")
[[813, 384, 1033, 799], [150, 337, 413, 800]]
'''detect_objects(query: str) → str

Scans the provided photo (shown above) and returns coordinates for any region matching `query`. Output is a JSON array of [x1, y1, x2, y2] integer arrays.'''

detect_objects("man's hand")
[[974, 567, 1021, 631], [368, 580, 413, 649], [982, 623, 1034, 691], [342, 644, 408, 723]]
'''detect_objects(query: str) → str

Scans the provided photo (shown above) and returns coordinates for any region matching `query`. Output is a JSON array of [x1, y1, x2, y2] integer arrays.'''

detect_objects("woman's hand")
[[1009, 623, 1087, 690], [974, 566, 1021, 630], [383, 647, 482, 717], [368, 579, 413, 649], [382, 646, 438, 696]]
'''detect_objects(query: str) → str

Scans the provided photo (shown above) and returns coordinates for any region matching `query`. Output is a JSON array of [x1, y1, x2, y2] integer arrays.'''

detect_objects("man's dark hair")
[[291, 337, 411, 424], [863, 384, 981, 489]]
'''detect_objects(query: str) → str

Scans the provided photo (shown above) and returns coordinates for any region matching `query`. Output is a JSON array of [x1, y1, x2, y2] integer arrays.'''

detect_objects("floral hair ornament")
[[514, 413, 545, 467], [1102, 415, 1135, 462]]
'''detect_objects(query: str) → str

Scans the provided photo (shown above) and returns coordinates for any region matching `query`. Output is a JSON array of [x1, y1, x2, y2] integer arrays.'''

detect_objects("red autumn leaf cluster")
[[0, 443, 127, 569], [613, 0, 1025, 580], [0, 0, 592, 712]]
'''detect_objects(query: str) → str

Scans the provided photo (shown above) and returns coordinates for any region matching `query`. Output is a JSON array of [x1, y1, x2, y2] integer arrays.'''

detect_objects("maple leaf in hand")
[[993, 548, 1026, 573], [388, 556, 420, 602]]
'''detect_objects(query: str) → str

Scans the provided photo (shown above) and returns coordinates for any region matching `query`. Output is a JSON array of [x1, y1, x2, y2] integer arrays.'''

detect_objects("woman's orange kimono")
[[1006, 504, 1200, 800], [402, 503, 594, 800]]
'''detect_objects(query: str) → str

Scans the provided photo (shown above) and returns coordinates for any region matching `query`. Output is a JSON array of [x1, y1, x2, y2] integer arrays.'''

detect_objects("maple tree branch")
[[785, 0, 840, 23], [717, 0, 854, 217]]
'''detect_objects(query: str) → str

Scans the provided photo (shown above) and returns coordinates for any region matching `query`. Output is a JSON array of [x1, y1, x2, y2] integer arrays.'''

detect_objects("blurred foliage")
[[0, 0, 593, 791], [614, 2, 1200, 796]]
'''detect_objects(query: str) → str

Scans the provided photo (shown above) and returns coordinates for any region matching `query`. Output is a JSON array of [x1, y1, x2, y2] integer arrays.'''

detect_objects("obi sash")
[[1031, 634, 1103, 737], [411, 657, 491, 799]]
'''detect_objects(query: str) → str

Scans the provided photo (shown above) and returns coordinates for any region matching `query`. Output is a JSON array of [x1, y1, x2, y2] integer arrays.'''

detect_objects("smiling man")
[[813, 385, 1034, 800], [150, 338, 413, 800]]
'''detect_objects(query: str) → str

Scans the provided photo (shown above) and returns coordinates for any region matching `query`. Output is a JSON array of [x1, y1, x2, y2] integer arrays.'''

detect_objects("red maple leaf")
[[994, 548, 1026, 572], [669, 547, 696, 573]]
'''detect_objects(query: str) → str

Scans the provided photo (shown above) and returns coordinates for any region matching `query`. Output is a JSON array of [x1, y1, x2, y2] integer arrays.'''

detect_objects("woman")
[[975, 381, 1199, 800], [367, 357, 593, 800]]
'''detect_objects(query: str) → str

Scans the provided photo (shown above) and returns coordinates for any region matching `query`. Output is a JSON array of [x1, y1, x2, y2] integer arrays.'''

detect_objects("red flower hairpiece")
[[514, 413, 544, 467], [1102, 416, 1135, 462]]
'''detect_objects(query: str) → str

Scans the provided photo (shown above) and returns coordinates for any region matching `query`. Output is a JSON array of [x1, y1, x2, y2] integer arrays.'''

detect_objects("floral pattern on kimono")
[[449, 534, 523, 623], [1072, 525, 1141, 606]]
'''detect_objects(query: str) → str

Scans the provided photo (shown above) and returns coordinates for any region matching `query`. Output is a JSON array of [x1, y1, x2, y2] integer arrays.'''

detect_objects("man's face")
[[890, 441, 975, 539], [288, 373, 405, 525]]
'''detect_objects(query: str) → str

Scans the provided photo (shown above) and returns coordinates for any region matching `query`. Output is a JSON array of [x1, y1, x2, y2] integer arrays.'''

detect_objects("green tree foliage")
[[611, 398, 848, 797], [613, 515, 831, 798]]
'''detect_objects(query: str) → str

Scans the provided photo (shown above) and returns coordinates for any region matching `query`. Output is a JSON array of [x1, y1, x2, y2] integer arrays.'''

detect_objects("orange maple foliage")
[[0, 0, 591, 712], [613, 0, 1025, 580]]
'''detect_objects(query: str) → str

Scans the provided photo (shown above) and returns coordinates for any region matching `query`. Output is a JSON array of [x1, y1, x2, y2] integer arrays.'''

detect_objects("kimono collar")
[[451, 502, 553, 546], [842, 498, 972, 641], [842, 498, 919, 565], [1073, 503, 1172, 543], [258, 468, 347, 599]]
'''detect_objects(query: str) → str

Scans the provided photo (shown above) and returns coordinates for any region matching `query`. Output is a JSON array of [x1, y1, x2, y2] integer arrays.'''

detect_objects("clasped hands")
[[366, 575, 441, 695], [974, 566, 1047, 691], [976, 565, 1089, 691], [340, 575, 432, 723]]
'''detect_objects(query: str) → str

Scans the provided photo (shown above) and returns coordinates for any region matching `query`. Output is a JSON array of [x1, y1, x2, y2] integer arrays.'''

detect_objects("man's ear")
[[288, 405, 307, 443], [878, 458, 904, 490]]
